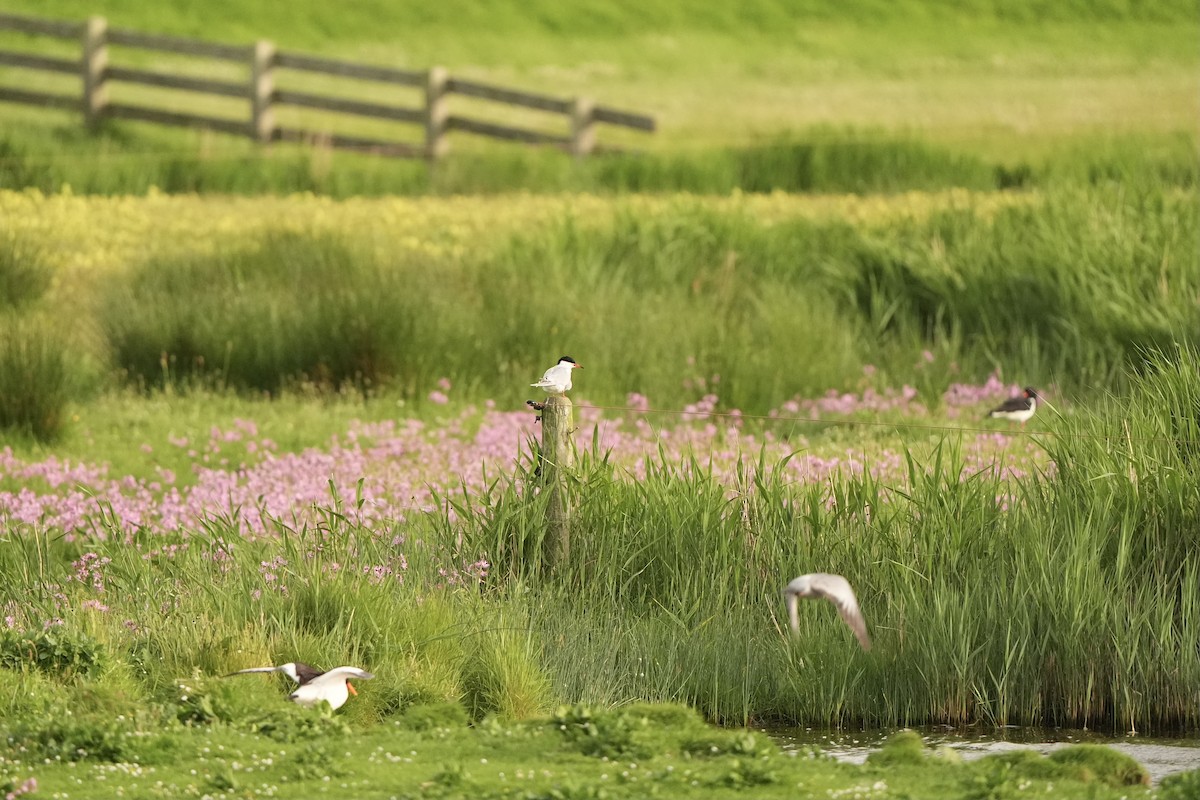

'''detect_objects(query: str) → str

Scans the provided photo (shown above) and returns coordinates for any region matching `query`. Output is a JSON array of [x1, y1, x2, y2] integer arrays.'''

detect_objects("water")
[[770, 727, 1200, 784]]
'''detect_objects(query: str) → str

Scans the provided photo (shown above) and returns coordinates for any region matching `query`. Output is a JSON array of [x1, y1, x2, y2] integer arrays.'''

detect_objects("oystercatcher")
[[530, 356, 582, 395], [987, 387, 1039, 424], [784, 573, 871, 651], [224, 662, 374, 710]]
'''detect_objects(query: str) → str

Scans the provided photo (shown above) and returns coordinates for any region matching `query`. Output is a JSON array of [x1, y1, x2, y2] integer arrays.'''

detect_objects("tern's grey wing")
[[809, 574, 871, 651]]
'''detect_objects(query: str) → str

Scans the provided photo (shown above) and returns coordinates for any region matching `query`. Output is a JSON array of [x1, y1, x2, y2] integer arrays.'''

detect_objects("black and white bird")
[[223, 662, 374, 710], [224, 661, 323, 686], [530, 355, 582, 396], [987, 387, 1039, 424], [288, 667, 374, 710], [784, 573, 871, 651]]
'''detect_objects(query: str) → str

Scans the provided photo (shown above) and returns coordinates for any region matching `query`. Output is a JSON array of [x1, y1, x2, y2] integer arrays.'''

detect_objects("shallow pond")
[[771, 727, 1200, 784]]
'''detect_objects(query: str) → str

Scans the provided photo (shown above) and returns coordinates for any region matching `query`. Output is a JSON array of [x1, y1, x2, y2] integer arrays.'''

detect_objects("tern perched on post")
[[784, 573, 871, 651], [223, 662, 374, 710], [531, 355, 582, 396], [987, 387, 1039, 425]]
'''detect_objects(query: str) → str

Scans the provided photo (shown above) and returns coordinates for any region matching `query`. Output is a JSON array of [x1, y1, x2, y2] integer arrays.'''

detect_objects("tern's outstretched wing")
[[809, 574, 871, 651], [223, 666, 283, 677]]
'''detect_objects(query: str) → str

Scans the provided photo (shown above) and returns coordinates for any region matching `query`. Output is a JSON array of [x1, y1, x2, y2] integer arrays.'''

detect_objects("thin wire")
[[572, 403, 1200, 447]]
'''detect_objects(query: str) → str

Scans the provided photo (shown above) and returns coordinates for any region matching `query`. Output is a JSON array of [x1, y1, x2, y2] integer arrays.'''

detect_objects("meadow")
[[1, 0, 1199, 797], [1, 182, 1198, 758], [0, 0, 1197, 195]]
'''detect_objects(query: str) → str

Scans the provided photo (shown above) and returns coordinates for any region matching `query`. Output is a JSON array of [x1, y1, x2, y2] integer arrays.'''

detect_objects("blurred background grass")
[[0, 0, 1195, 195]]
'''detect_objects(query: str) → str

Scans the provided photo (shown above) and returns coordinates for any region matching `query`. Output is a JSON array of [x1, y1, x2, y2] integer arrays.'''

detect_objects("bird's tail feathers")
[[785, 591, 801, 634]]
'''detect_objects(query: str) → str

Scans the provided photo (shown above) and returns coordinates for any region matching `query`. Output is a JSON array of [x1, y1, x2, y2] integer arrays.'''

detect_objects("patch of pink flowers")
[[0, 377, 1050, 542], [5, 777, 36, 800]]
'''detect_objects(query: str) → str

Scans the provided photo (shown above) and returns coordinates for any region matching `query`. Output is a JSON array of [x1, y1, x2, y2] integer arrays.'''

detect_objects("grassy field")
[[1, 2, 1199, 797], [2, 709, 1182, 800], [2, 184, 1196, 425], [0, 0, 1196, 193], [1, 186, 1198, 737]]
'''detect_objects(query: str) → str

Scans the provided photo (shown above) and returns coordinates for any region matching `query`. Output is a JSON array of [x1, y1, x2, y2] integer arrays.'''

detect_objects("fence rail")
[[0, 11, 655, 160]]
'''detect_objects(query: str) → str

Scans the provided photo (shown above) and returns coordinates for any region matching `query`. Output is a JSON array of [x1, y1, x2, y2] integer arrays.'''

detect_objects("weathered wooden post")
[[569, 96, 596, 159], [82, 16, 108, 130], [250, 39, 276, 144], [539, 395, 574, 571], [424, 66, 449, 161]]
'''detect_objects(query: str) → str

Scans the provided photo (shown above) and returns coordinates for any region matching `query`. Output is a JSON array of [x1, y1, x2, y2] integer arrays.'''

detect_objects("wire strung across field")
[[570, 403, 1196, 447]]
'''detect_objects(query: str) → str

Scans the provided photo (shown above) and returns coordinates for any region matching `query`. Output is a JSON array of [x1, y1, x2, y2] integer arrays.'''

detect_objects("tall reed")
[[2, 348, 1197, 731], [444, 349, 1200, 732]]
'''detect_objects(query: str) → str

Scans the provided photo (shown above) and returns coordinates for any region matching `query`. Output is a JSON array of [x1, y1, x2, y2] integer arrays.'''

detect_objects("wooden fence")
[[0, 12, 655, 160]]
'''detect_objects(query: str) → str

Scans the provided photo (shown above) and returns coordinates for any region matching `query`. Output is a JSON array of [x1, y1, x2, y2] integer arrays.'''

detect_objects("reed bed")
[[0, 350, 1196, 733]]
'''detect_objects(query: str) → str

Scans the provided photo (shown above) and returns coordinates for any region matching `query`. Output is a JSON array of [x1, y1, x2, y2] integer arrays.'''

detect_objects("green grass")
[[0, 2, 1197, 791], [0, 1, 1196, 194], [0, 114, 1194, 198], [1, 348, 1198, 734], [68, 184, 1199, 414], [0, 707, 1165, 799], [0, 313, 79, 440]]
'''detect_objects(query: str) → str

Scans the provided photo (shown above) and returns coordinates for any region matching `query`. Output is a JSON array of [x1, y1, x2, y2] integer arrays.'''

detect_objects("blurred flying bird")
[[784, 573, 871, 651], [531, 355, 581, 395], [224, 662, 374, 710], [987, 387, 1039, 424], [224, 661, 322, 686], [289, 667, 374, 710]]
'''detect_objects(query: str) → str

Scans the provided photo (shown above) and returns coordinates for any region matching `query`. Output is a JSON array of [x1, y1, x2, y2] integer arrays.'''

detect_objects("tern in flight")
[[288, 667, 374, 710], [531, 356, 582, 395], [224, 661, 323, 686], [784, 573, 871, 651], [224, 662, 374, 710]]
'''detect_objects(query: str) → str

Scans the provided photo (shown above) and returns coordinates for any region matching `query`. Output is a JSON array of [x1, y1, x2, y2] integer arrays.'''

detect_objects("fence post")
[[570, 96, 596, 159], [424, 66, 449, 161], [539, 395, 574, 572], [251, 40, 276, 144], [82, 16, 108, 130]]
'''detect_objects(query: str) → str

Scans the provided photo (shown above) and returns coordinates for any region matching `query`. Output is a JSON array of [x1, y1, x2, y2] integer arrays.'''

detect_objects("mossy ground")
[[0, 704, 1175, 800]]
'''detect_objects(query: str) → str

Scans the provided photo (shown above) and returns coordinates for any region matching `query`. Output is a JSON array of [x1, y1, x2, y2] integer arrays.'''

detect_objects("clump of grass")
[[461, 619, 553, 720], [0, 232, 50, 311], [103, 230, 419, 394], [1160, 769, 1200, 800], [732, 130, 997, 194], [0, 313, 77, 440], [0, 627, 108, 679], [395, 701, 470, 731], [1048, 745, 1150, 787], [866, 730, 929, 766]]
